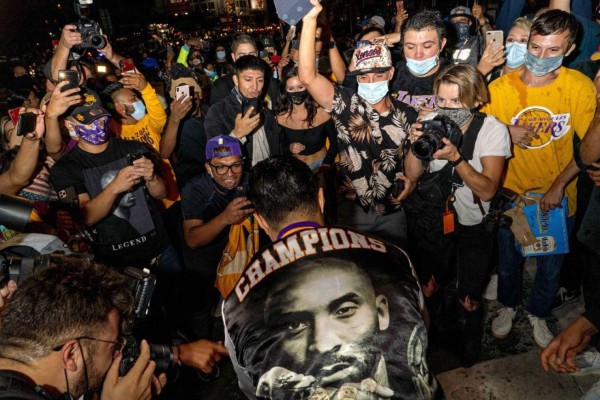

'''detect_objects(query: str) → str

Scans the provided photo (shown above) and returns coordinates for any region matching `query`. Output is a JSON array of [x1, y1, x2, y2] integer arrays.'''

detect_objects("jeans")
[[497, 216, 574, 318], [154, 244, 183, 274]]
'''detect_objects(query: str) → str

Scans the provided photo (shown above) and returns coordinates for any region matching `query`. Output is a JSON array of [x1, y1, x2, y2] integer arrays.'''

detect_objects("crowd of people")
[[0, 0, 599, 398]]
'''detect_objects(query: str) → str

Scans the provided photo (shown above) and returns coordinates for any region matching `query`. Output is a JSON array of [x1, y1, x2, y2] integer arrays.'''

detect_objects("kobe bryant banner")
[[223, 226, 440, 400]]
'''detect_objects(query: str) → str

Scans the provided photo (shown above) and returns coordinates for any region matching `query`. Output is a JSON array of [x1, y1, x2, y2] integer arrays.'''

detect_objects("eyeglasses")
[[209, 162, 243, 175], [53, 336, 127, 358]]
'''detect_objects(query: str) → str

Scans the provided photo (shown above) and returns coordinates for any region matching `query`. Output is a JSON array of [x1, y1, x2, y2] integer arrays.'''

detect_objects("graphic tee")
[[49, 138, 169, 266], [223, 226, 439, 400], [481, 67, 596, 216]]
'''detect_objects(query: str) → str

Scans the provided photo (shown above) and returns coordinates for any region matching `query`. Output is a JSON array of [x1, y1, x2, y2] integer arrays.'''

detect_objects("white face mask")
[[357, 80, 389, 104], [405, 55, 439, 76]]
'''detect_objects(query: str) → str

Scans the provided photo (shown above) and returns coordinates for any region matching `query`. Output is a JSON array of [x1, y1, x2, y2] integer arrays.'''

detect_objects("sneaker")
[[527, 314, 554, 348], [491, 307, 517, 339], [482, 274, 498, 301], [552, 287, 580, 310]]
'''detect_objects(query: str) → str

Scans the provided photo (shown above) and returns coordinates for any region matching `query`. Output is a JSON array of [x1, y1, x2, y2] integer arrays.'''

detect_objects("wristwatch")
[[449, 154, 464, 167]]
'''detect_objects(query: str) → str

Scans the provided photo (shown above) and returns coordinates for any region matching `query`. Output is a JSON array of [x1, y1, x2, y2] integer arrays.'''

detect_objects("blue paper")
[[517, 194, 569, 256]]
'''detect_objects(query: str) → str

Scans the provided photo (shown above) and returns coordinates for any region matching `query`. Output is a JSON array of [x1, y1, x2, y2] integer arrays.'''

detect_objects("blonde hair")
[[511, 17, 533, 35], [433, 64, 488, 108]]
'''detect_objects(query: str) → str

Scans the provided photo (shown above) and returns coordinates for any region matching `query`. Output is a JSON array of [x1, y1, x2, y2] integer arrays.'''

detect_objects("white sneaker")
[[492, 307, 517, 339], [482, 274, 498, 301], [527, 314, 554, 348]]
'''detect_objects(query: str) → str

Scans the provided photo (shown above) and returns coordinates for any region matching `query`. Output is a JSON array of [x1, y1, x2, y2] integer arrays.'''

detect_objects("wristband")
[[449, 154, 464, 167]]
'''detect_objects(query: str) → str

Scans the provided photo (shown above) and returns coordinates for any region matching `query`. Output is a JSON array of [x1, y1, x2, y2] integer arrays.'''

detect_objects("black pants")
[[456, 222, 495, 302]]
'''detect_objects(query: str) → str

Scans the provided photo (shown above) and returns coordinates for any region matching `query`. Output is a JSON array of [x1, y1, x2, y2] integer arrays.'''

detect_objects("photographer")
[[406, 64, 511, 367], [0, 257, 165, 400]]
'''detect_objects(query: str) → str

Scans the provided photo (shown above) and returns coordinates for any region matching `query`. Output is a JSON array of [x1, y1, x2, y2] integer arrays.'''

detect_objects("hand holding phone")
[[175, 84, 191, 101], [119, 58, 136, 74], [486, 31, 504, 51], [242, 99, 262, 118], [58, 69, 80, 93]]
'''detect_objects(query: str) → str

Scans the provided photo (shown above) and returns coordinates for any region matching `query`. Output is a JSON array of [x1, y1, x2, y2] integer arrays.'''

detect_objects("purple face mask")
[[74, 118, 109, 144]]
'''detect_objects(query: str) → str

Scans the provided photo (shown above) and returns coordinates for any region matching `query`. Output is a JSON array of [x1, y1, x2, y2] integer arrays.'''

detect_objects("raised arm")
[[297, 0, 335, 111]]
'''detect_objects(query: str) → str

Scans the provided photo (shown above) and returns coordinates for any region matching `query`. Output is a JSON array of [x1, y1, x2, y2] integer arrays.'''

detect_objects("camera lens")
[[149, 344, 175, 374], [412, 133, 441, 160], [90, 34, 106, 49]]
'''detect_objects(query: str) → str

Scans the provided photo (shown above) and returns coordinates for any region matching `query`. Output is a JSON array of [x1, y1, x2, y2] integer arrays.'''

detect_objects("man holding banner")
[[481, 10, 596, 349]]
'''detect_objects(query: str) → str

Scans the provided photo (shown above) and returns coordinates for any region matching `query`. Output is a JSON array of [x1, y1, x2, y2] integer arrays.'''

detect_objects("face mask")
[[524, 52, 564, 77], [453, 22, 471, 42], [505, 42, 528, 68], [435, 105, 473, 127], [127, 100, 146, 121], [406, 55, 439, 76], [217, 51, 226, 59], [205, 69, 217, 79], [287, 90, 309, 105], [74, 118, 109, 144], [357, 80, 389, 104]]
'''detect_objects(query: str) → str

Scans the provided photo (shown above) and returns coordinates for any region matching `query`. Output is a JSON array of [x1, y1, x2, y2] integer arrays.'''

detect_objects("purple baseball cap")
[[205, 135, 243, 160]]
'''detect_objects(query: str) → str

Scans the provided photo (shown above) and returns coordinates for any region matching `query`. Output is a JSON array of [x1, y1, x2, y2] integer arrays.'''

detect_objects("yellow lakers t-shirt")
[[481, 67, 596, 216]]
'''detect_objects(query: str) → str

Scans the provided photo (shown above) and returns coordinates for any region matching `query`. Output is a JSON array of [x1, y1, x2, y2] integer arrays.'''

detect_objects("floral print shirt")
[[331, 85, 412, 215]]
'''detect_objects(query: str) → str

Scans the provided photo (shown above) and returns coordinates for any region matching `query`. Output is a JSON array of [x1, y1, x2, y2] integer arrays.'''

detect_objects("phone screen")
[[16, 112, 36, 137]]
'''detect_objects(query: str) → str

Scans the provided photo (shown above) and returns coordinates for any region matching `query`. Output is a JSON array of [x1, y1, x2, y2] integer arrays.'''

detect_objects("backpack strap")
[[452, 111, 486, 186]]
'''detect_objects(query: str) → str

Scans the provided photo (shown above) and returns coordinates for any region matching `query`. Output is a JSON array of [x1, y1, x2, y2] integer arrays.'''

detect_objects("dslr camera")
[[119, 267, 179, 376], [72, 0, 106, 49], [412, 114, 463, 161], [482, 187, 518, 233]]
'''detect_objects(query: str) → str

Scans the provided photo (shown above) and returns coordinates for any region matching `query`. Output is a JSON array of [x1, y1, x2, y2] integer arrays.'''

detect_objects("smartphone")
[[58, 69, 80, 92], [127, 150, 144, 166], [119, 58, 136, 74], [486, 30, 504, 51], [8, 108, 21, 126], [16, 112, 36, 136], [241, 99, 262, 118], [396, 1, 404, 12], [175, 84, 191, 101]]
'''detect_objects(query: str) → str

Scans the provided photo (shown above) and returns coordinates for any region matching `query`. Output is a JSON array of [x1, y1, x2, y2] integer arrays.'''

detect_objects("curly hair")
[[0, 257, 134, 363]]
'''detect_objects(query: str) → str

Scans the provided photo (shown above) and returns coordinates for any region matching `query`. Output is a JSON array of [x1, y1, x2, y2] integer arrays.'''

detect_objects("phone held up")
[[58, 69, 80, 93], [119, 58, 136, 74], [16, 112, 37, 137], [241, 98, 263, 118]]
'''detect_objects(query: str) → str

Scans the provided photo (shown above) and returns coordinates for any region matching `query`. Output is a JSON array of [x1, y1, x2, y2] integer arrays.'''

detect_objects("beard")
[[71, 353, 109, 398]]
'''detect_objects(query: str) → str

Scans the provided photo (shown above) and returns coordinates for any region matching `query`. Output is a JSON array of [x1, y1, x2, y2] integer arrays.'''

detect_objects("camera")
[[74, 19, 106, 49], [119, 267, 179, 376], [482, 187, 518, 233], [72, 0, 106, 50], [412, 115, 463, 161], [0, 253, 64, 286]]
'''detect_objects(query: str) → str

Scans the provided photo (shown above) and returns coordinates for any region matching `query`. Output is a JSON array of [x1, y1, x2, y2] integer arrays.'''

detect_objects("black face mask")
[[453, 22, 471, 42], [287, 90, 309, 105]]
